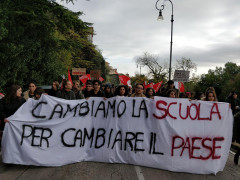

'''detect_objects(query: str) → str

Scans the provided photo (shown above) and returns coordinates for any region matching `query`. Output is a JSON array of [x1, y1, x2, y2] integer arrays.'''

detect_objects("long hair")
[[145, 88, 155, 98], [52, 81, 59, 90], [114, 85, 129, 96], [166, 89, 177, 98], [205, 91, 217, 101], [5, 85, 22, 103]]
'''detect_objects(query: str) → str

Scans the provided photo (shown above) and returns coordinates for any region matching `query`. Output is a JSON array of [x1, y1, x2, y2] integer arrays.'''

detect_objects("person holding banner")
[[83, 81, 93, 99], [130, 83, 146, 97], [48, 81, 59, 97], [56, 80, 76, 100], [114, 85, 129, 97], [205, 87, 218, 101], [104, 84, 114, 98], [166, 89, 178, 98], [0, 85, 26, 130], [205, 90, 217, 102], [145, 88, 155, 99], [34, 87, 45, 100], [89, 80, 105, 98], [72, 80, 85, 99]]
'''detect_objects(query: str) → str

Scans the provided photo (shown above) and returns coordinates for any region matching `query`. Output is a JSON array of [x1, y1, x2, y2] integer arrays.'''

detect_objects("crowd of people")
[[0, 79, 240, 165]]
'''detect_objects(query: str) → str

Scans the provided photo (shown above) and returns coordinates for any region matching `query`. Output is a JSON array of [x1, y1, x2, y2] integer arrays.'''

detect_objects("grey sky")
[[58, 0, 240, 77]]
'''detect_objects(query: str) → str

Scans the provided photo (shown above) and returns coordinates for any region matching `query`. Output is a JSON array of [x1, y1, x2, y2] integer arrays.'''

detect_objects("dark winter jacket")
[[0, 97, 26, 130], [89, 90, 105, 97], [75, 90, 85, 99], [48, 89, 59, 97], [83, 90, 92, 99], [56, 90, 76, 100], [233, 111, 240, 143], [227, 98, 240, 115]]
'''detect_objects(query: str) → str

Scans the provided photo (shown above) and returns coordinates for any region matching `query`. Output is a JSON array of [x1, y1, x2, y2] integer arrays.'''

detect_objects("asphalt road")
[[0, 151, 239, 180]]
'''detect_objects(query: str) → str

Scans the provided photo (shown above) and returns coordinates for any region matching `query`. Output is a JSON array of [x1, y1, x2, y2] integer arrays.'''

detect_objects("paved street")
[[0, 151, 239, 180]]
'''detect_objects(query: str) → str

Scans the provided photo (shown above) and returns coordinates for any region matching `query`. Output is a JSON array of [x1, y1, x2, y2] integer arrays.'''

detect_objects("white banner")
[[2, 95, 233, 174]]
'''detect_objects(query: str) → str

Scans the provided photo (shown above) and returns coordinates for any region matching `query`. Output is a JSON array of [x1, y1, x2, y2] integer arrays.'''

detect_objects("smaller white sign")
[[173, 70, 190, 82]]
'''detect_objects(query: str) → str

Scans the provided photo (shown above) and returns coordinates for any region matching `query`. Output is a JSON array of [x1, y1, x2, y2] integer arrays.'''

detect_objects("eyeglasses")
[[136, 87, 143, 90]]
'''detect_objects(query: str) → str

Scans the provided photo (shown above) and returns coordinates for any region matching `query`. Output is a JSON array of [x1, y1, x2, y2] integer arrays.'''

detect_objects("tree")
[[135, 52, 168, 83], [175, 57, 197, 72], [194, 62, 240, 101], [130, 74, 148, 87], [0, 0, 106, 92]]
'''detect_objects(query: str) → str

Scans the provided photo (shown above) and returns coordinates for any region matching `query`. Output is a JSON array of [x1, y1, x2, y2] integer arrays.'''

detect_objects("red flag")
[[153, 81, 163, 92], [119, 75, 130, 85], [143, 81, 147, 87], [178, 82, 185, 93], [99, 77, 104, 82], [79, 74, 91, 84], [144, 82, 154, 89], [68, 69, 73, 85]]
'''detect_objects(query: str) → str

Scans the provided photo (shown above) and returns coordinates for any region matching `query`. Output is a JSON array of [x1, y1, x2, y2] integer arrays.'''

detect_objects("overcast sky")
[[58, 0, 240, 77]]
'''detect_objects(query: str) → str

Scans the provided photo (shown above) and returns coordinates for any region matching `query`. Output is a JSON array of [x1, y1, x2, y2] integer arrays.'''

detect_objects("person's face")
[[29, 83, 36, 93], [16, 88, 22, 97], [106, 87, 111, 93], [136, 85, 143, 95], [169, 91, 176, 98], [93, 82, 100, 91], [52, 82, 57, 90], [208, 93, 215, 101], [148, 89, 153, 96], [86, 84, 92, 91], [129, 88, 132, 93], [65, 81, 72, 90], [74, 82, 80, 89], [120, 87, 125, 96], [233, 93, 237, 99], [169, 84, 174, 89]]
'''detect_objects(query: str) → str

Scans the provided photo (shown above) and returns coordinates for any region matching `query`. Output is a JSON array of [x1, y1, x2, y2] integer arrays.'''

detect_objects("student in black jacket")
[[89, 80, 105, 98], [0, 85, 26, 130]]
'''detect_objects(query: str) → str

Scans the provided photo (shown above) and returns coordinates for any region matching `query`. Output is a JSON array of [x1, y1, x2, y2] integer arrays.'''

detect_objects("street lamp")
[[137, 64, 143, 76], [155, 0, 174, 80]]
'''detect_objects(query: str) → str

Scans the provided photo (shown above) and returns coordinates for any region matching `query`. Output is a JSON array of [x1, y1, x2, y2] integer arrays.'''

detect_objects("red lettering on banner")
[[189, 104, 198, 120], [167, 102, 177, 119], [191, 137, 202, 159], [198, 104, 210, 120], [154, 100, 222, 121], [179, 103, 188, 120], [212, 137, 224, 159], [153, 100, 168, 119], [210, 103, 222, 120], [201, 138, 213, 160], [171, 136, 224, 160], [171, 136, 184, 156]]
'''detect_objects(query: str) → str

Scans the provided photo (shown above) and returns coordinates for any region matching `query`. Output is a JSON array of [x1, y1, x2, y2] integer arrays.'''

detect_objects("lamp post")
[[137, 64, 143, 76], [155, 0, 174, 80]]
